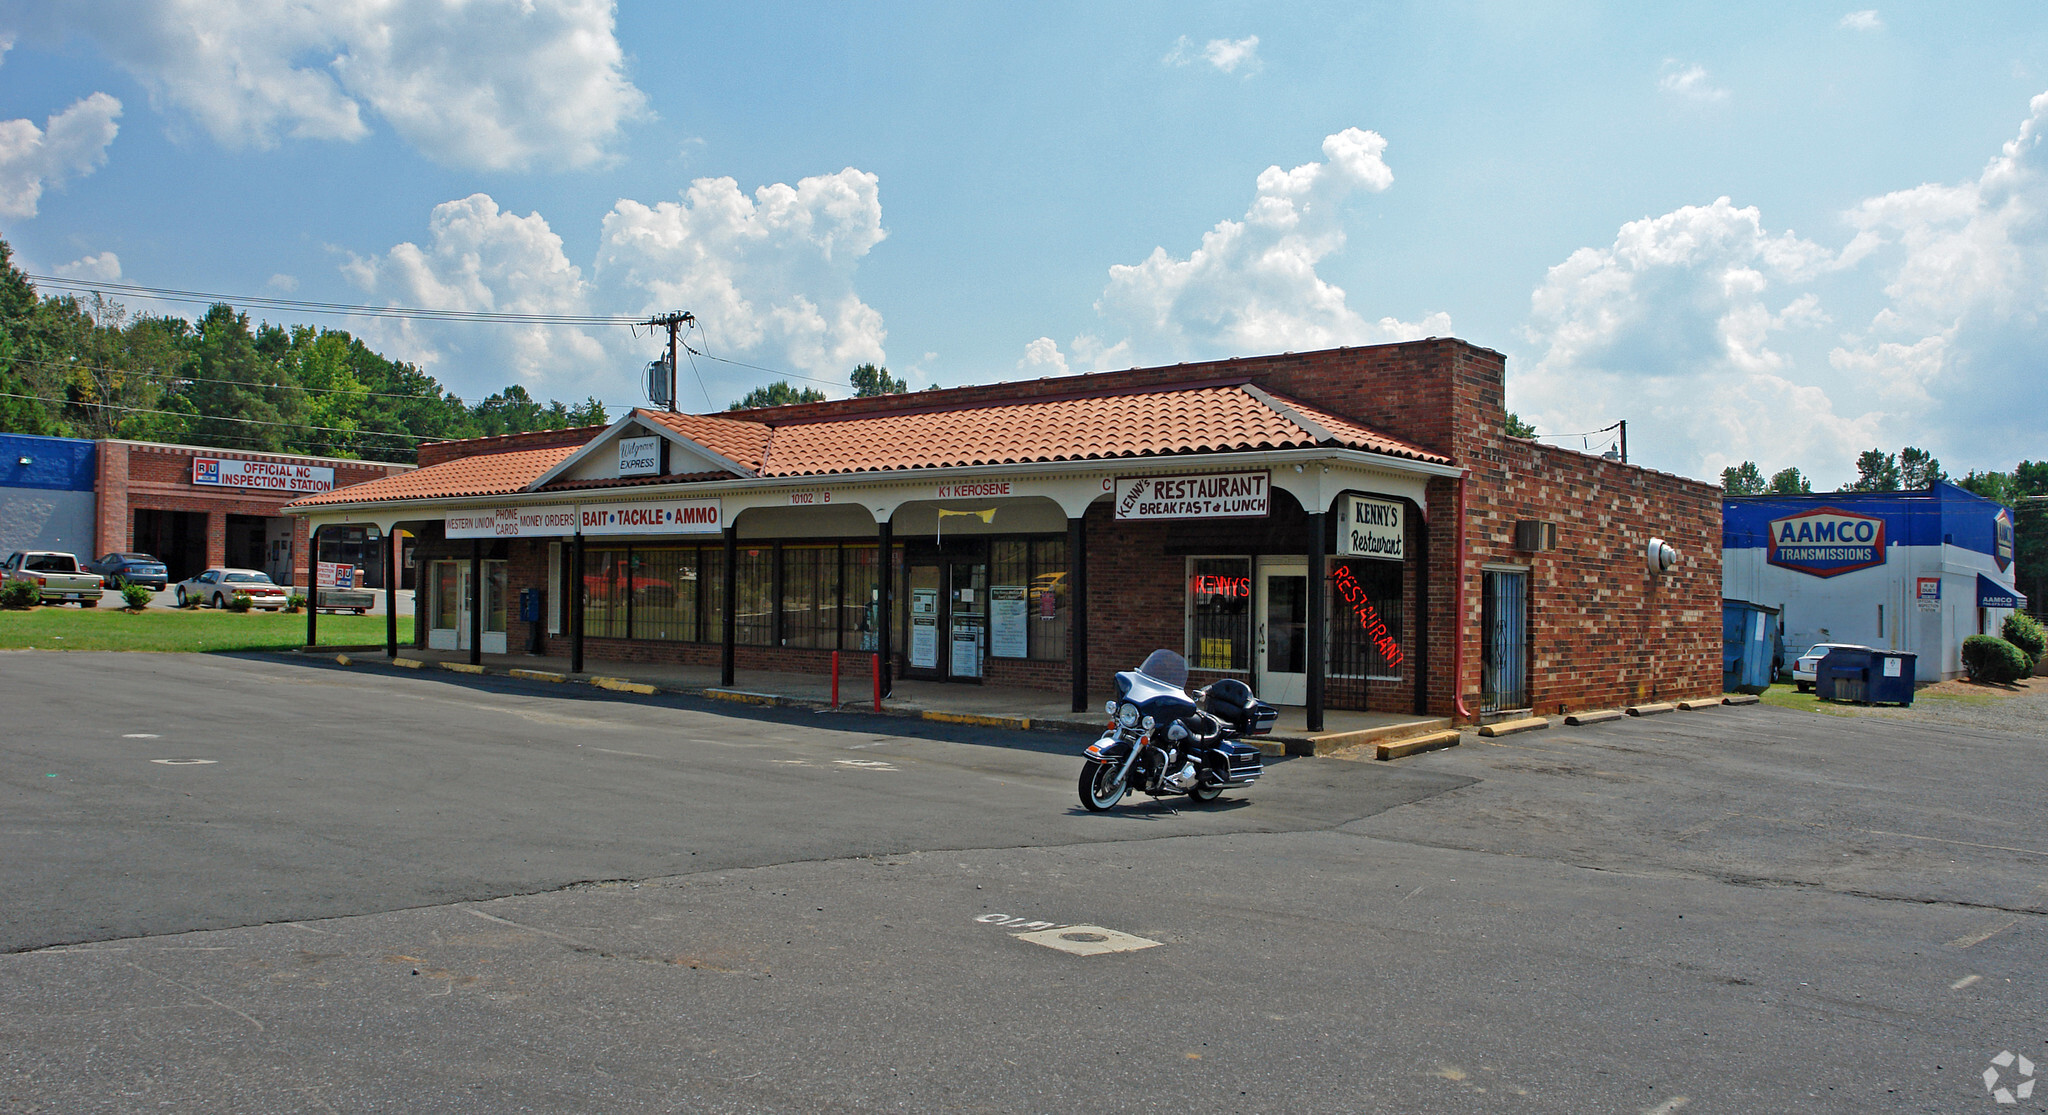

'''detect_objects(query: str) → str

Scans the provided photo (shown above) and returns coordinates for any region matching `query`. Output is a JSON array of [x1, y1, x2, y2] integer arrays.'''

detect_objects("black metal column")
[[570, 532, 585, 674], [384, 529, 397, 657], [1307, 509, 1326, 732], [1069, 514, 1088, 713], [305, 524, 320, 649], [720, 526, 737, 686], [877, 519, 893, 697]]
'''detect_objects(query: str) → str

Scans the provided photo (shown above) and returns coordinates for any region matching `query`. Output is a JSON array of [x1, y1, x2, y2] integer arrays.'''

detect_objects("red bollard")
[[872, 652, 882, 712], [831, 650, 841, 707]]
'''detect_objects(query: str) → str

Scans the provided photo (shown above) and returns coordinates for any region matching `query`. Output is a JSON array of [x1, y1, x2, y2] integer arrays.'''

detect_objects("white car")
[[1792, 643, 1870, 692], [173, 568, 289, 610]]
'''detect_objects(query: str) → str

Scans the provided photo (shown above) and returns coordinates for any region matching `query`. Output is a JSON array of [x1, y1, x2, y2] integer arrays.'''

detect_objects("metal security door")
[[1481, 569, 1528, 714]]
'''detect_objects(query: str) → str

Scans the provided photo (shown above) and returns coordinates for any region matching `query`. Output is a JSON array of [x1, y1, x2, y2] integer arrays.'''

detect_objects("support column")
[[570, 532, 585, 675], [468, 539, 482, 667], [1307, 509, 1326, 732], [384, 530, 398, 658], [305, 524, 320, 649], [877, 519, 893, 698], [1412, 499, 1429, 716], [1069, 514, 1088, 713], [720, 526, 737, 687]]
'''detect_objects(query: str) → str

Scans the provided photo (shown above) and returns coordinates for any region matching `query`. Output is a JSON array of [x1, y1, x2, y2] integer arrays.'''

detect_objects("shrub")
[[227, 591, 254, 613], [176, 591, 202, 609], [1961, 635, 2030, 684], [2001, 611, 2044, 669], [120, 583, 154, 610], [0, 579, 38, 608], [284, 593, 308, 613]]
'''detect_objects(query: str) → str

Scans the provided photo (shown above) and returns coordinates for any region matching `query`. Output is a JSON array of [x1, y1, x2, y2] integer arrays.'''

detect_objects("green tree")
[[1899, 446, 1945, 490], [1768, 467, 1813, 494], [1845, 448, 1901, 492], [1957, 469, 2018, 506], [1721, 461, 1766, 495], [729, 381, 826, 410], [850, 362, 906, 397], [1504, 412, 1537, 438], [471, 385, 548, 436]]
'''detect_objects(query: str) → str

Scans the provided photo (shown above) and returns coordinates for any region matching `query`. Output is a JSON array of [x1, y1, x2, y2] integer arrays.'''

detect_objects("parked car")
[[86, 552, 169, 591], [1792, 643, 1871, 692], [2, 550, 104, 606], [173, 568, 288, 610]]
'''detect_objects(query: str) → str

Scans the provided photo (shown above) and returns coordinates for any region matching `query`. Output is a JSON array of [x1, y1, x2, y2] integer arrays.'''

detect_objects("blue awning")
[[1977, 573, 2027, 609]]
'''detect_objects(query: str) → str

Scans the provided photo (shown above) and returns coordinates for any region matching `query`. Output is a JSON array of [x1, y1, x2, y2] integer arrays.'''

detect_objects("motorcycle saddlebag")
[[1214, 739, 1264, 783], [1201, 678, 1280, 735]]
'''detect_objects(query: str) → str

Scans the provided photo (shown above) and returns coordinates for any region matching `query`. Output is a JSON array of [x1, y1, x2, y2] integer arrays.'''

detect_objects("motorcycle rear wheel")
[[1078, 762, 1127, 812], [1185, 782, 1223, 803]]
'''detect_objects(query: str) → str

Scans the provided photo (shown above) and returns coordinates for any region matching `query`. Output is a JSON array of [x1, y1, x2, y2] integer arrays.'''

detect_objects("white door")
[[1255, 560, 1309, 705], [451, 561, 508, 654]]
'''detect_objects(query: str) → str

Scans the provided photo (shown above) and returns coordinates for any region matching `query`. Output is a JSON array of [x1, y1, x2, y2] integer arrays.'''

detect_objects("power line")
[[27, 275, 646, 327], [15, 356, 468, 405], [0, 391, 432, 442]]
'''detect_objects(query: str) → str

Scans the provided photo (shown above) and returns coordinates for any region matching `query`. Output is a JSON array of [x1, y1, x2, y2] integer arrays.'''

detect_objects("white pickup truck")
[[3, 550, 105, 606]]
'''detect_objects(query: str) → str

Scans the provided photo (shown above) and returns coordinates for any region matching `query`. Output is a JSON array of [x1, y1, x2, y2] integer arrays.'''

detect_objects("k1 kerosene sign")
[[1767, 506, 1887, 577], [1113, 471, 1268, 520]]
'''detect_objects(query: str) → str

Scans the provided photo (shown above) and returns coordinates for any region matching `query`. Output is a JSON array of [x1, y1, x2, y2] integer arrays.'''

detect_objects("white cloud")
[[1069, 127, 1448, 369], [344, 167, 891, 408], [1517, 197, 1874, 479], [1659, 62, 1729, 103], [1017, 337, 1069, 376], [343, 193, 608, 392], [1165, 34, 1261, 75], [1839, 10, 1884, 31], [0, 92, 120, 218], [267, 273, 299, 292], [596, 168, 889, 397], [16, 0, 645, 172], [53, 250, 120, 281]]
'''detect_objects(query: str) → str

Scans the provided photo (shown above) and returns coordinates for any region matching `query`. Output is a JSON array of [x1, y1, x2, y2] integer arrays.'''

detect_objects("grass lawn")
[[1756, 682, 1864, 716], [0, 605, 410, 653]]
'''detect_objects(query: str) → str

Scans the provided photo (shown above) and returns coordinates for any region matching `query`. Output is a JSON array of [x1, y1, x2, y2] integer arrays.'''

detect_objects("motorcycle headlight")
[[1142, 715, 1156, 731], [1105, 700, 1118, 718], [1117, 702, 1141, 728]]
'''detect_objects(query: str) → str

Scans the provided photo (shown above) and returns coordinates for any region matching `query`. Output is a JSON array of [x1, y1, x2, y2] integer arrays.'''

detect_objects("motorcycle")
[[1078, 649, 1276, 812]]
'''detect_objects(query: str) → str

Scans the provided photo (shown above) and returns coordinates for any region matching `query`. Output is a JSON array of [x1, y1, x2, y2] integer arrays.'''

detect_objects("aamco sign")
[[1767, 507, 1887, 578]]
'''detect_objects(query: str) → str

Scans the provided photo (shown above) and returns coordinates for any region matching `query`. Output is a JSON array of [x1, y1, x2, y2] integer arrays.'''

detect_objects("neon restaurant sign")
[[1329, 564, 1403, 667]]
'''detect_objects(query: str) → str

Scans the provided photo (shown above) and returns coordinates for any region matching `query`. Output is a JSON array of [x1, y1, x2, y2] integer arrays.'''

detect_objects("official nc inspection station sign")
[[1767, 507, 1887, 578]]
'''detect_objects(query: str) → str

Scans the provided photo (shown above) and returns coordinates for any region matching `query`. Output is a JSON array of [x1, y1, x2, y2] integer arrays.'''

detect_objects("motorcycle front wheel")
[[1078, 762, 1128, 812]]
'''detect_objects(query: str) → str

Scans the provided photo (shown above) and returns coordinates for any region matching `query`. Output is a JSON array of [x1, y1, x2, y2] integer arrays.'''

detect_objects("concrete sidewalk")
[[301, 644, 1455, 757]]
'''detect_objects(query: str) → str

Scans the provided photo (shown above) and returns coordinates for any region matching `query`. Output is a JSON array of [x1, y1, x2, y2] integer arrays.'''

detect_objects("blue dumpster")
[[1866, 651, 1917, 706], [1815, 646, 1875, 704], [1722, 599, 1781, 694]]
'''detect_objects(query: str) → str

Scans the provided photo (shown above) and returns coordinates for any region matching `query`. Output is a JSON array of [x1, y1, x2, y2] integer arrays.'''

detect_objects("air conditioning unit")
[[1514, 520, 1557, 552]]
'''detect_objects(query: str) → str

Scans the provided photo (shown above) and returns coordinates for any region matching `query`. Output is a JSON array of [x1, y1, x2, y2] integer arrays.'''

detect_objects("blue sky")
[[1, 2, 2045, 487]]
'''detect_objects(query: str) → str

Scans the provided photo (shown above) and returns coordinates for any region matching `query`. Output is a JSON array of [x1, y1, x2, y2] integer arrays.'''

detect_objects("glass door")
[[906, 563, 942, 675], [427, 561, 459, 650], [948, 561, 987, 680], [1256, 560, 1309, 705]]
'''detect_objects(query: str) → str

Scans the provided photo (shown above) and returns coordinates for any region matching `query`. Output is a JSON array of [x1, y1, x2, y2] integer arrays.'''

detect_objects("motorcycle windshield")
[[1136, 649, 1188, 689]]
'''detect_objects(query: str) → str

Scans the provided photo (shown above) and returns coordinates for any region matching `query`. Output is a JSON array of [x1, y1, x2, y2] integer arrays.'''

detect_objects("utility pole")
[[643, 311, 694, 412]]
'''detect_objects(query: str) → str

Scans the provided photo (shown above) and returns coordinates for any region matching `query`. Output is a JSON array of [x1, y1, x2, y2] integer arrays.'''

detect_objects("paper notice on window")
[[991, 585, 1027, 658]]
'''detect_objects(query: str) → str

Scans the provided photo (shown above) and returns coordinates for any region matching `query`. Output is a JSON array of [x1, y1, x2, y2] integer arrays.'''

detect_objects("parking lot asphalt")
[[2, 651, 2044, 1113]]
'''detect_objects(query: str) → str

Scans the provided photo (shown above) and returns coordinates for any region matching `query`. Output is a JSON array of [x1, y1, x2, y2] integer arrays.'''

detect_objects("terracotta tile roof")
[[286, 444, 577, 509], [634, 409, 772, 472], [292, 381, 1443, 507], [756, 383, 1446, 475]]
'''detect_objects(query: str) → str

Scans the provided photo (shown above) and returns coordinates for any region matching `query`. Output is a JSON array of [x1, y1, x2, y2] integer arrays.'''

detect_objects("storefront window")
[[1187, 557, 1252, 671], [987, 538, 1068, 661], [734, 546, 773, 645], [485, 561, 507, 633], [781, 545, 841, 648], [630, 548, 696, 642], [585, 549, 628, 639], [698, 545, 724, 642], [433, 562, 458, 630], [844, 545, 881, 651], [1327, 558, 1403, 680]]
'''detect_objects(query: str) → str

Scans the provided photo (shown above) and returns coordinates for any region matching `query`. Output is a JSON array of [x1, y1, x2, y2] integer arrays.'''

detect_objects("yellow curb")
[[923, 710, 1031, 730], [509, 668, 566, 683], [705, 689, 776, 705], [1477, 716, 1550, 737], [1626, 701, 1676, 716], [1564, 709, 1625, 725], [440, 662, 486, 675], [1375, 729, 1461, 761], [1676, 699, 1721, 711], [591, 676, 657, 695], [390, 657, 424, 669], [1722, 694, 1762, 705], [333, 654, 352, 666]]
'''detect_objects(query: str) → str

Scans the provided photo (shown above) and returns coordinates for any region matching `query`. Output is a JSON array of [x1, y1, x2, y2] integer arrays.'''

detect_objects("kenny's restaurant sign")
[[447, 499, 722, 539], [1339, 495, 1403, 560], [1114, 471, 1268, 520], [193, 457, 334, 494], [1767, 507, 1887, 578]]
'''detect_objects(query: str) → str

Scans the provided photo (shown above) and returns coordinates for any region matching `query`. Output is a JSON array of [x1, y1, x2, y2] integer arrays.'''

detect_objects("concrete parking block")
[[1564, 709, 1625, 725], [1723, 693, 1762, 705], [1626, 701, 1676, 716], [509, 668, 566, 683], [1478, 716, 1549, 737], [1376, 729, 1461, 760], [1676, 698, 1721, 711], [591, 676, 656, 695], [440, 662, 486, 675]]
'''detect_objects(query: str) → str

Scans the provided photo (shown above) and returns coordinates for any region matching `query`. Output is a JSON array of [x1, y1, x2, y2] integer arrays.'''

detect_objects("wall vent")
[[1514, 520, 1558, 552]]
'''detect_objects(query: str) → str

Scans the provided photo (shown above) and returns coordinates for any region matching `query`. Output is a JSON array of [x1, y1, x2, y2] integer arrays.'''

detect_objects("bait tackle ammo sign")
[[1766, 506, 1887, 578]]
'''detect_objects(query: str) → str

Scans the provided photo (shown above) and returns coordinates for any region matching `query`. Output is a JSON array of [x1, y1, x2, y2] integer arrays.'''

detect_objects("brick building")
[[0, 435, 412, 586], [287, 339, 1722, 723]]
